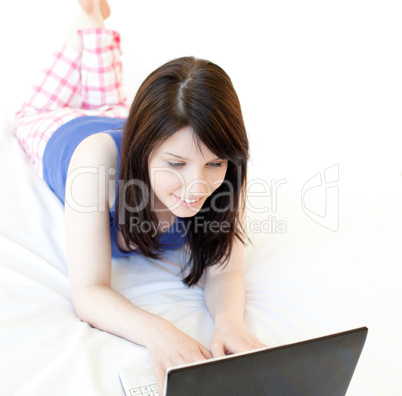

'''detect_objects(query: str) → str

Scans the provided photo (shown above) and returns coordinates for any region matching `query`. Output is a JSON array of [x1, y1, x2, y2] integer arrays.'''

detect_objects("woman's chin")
[[171, 206, 201, 218]]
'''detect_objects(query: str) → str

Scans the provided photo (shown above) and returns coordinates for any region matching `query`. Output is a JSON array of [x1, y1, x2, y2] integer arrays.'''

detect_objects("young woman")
[[14, 0, 266, 392]]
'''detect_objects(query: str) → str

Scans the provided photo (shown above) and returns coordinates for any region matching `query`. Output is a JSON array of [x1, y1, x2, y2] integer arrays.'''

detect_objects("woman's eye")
[[167, 161, 223, 168], [168, 162, 184, 168]]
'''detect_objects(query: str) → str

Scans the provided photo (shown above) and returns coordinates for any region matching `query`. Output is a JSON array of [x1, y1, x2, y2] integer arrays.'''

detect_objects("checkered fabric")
[[14, 28, 129, 178]]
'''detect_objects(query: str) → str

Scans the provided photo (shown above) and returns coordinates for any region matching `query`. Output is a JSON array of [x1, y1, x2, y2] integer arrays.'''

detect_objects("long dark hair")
[[116, 56, 250, 286]]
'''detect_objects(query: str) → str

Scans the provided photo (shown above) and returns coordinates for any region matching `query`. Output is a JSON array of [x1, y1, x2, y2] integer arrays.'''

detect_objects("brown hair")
[[116, 56, 250, 286]]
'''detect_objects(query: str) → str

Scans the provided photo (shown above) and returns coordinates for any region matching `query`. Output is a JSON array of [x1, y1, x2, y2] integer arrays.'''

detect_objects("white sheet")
[[1, 1, 402, 395]]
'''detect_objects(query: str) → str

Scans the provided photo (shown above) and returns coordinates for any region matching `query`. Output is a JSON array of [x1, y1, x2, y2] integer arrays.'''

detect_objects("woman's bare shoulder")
[[72, 132, 119, 170], [68, 132, 119, 211]]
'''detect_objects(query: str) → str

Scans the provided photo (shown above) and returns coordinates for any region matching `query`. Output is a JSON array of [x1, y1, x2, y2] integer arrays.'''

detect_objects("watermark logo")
[[64, 164, 339, 234], [301, 164, 339, 231]]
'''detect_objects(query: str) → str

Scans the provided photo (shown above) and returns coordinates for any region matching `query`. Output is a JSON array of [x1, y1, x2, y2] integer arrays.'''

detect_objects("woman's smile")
[[173, 193, 204, 208]]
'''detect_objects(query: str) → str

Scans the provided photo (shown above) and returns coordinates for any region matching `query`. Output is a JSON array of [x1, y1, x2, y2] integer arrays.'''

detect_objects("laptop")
[[119, 326, 368, 396]]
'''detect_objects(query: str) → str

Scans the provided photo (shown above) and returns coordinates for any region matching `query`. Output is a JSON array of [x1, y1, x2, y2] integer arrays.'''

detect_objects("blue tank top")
[[42, 116, 187, 258]]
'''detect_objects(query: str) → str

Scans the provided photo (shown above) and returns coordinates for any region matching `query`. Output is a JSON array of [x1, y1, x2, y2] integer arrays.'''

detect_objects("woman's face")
[[148, 126, 228, 219]]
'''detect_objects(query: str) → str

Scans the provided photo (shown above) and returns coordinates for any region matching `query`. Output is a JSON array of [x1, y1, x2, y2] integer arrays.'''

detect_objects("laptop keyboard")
[[129, 383, 158, 395]]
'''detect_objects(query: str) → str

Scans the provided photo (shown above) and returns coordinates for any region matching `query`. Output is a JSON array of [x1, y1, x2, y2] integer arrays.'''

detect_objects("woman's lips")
[[173, 194, 203, 208]]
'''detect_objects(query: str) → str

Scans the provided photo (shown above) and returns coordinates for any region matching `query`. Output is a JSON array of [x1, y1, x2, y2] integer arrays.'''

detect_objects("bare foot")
[[78, 0, 111, 20]]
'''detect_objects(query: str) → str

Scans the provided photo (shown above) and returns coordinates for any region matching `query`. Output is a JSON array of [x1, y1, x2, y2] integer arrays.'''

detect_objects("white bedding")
[[1, 1, 402, 395]]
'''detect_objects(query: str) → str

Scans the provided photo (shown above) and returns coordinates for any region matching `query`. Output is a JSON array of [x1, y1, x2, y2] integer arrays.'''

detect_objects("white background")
[[2, 0, 401, 186]]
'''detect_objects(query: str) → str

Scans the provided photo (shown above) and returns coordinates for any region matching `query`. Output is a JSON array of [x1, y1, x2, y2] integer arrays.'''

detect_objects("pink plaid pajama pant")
[[14, 28, 129, 178]]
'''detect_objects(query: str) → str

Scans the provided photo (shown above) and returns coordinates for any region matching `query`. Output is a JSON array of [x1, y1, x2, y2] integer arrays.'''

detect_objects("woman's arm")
[[65, 133, 211, 393], [204, 208, 266, 357]]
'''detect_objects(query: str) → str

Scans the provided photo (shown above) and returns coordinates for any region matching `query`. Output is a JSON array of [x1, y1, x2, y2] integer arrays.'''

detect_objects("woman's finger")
[[210, 341, 226, 358], [200, 344, 213, 359], [155, 366, 166, 396]]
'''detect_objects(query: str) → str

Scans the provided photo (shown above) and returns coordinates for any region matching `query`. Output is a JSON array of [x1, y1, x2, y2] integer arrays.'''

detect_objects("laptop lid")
[[164, 327, 368, 396]]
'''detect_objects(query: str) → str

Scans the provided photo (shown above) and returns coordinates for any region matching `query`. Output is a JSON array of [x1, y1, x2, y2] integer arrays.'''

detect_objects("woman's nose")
[[184, 171, 211, 196]]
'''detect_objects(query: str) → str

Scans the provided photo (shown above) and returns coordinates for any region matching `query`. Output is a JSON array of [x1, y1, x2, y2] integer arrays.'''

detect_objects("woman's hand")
[[145, 320, 212, 394], [210, 321, 267, 358]]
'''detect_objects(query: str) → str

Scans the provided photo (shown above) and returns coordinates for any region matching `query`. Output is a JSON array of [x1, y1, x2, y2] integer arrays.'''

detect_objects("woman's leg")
[[14, 0, 128, 177], [64, 0, 110, 53]]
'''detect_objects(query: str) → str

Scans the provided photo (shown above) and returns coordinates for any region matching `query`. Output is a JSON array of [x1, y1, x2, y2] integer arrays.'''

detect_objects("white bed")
[[1, 1, 401, 395]]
